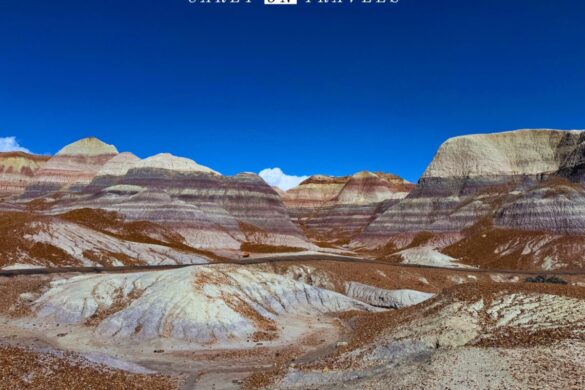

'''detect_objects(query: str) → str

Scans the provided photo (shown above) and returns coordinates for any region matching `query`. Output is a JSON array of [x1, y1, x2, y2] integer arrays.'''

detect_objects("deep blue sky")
[[1, 0, 585, 182]]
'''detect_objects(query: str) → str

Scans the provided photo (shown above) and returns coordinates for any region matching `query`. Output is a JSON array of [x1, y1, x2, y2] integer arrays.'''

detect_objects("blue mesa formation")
[[2, 128, 585, 388]]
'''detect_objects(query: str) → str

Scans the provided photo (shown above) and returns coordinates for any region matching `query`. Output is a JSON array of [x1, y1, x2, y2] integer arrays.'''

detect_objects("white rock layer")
[[33, 265, 376, 344], [345, 282, 434, 309], [135, 153, 219, 175]]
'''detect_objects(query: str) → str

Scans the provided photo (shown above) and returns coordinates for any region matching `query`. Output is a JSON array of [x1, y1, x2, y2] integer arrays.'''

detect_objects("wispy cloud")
[[0, 137, 30, 153], [259, 167, 308, 191]]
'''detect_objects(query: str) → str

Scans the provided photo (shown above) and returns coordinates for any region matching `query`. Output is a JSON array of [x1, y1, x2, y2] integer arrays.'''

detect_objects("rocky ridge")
[[355, 129, 585, 271]]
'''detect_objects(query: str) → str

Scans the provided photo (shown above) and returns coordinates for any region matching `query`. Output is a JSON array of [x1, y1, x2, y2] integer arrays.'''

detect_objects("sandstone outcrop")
[[0, 152, 49, 198]]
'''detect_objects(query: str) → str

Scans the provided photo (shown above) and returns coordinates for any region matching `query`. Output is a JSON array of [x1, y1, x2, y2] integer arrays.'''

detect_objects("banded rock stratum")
[[281, 171, 414, 243], [4, 130, 585, 389], [0, 137, 314, 268], [354, 129, 585, 270], [3, 129, 585, 271], [0, 152, 50, 199]]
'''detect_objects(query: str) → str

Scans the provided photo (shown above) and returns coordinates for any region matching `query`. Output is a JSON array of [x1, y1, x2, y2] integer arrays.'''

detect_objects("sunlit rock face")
[[22, 137, 119, 198], [423, 129, 582, 180], [353, 129, 585, 271], [0, 152, 50, 198], [281, 171, 413, 243], [359, 129, 585, 243]]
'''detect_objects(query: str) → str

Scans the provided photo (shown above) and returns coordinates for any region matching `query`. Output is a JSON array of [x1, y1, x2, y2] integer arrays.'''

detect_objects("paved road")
[[1, 253, 583, 277]]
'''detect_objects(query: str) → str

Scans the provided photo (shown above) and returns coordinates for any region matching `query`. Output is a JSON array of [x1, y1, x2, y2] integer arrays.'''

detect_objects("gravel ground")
[[0, 343, 177, 389], [264, 282, 585, 389]]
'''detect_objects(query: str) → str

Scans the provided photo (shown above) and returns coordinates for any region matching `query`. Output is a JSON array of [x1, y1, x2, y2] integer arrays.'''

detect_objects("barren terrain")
[[1, 258, 584, 389]]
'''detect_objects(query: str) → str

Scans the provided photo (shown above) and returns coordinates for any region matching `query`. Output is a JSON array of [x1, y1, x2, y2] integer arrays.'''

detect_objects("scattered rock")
[[525, 275, 568, 285]]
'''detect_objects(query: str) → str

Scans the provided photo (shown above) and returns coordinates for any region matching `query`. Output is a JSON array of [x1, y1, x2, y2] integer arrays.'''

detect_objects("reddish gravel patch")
[[0, 344, 177, 389], [0, 276, 50, 316]]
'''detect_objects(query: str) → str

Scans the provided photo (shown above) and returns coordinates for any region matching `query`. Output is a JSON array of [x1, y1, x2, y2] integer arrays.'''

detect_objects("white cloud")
[[259, 167, 308, 191], [0, 137, 30, 153]]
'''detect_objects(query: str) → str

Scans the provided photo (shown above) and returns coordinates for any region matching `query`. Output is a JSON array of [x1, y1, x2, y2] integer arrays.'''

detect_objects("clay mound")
[[392, 246, 474, 269], [0, 152, 50, 198], [135, 153, 219, 175], [10, 137, 313, 254], [380, 283, 585, 349], [56, 137, 118, 156], [15, 137, 313, 253], [22, 137, 119, 198], [95, 152, 140, 177], [282, 171, 412, 244], [345, 282, 434, 309], [299, 175, 348, 185], [282, 174, 347, 210], [337, 171, 412, 205], [59, 168, 313, 251], [32, 264, 377, 344], [284, 171, 412, 208]]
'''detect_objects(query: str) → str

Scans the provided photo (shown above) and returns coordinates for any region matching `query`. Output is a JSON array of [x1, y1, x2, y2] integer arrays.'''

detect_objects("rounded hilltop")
[[424, 128, 585, 178], [56, 137, 119, 156], [134, 153, 219, 175]]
